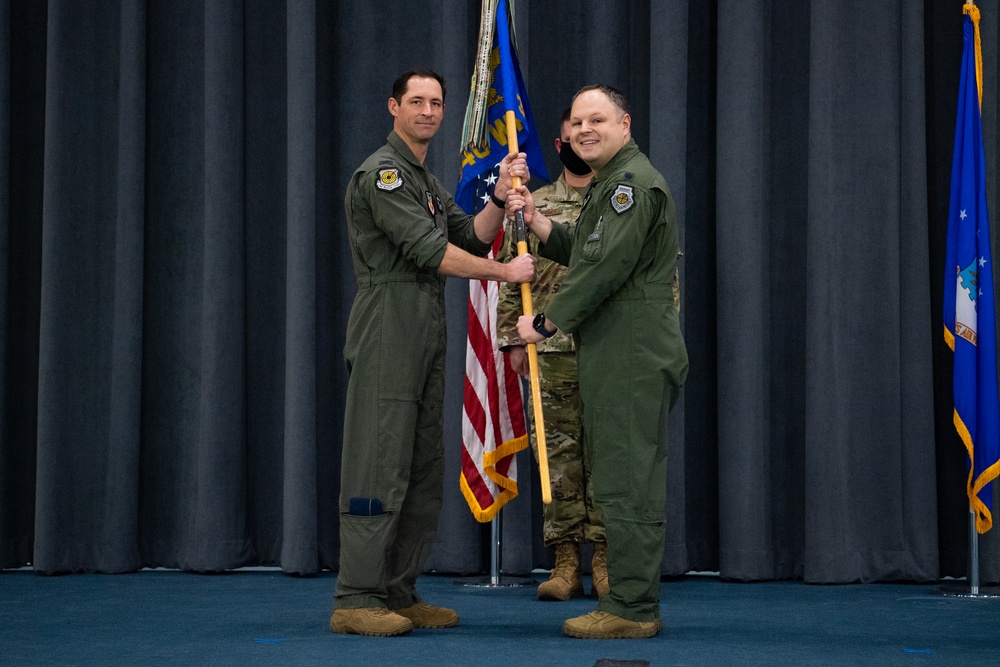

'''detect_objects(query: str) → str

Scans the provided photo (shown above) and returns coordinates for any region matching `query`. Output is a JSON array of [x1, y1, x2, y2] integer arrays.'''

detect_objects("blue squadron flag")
[[944, 3, 1000, 534], [455, 0, 547, 213], [456, 0, 548, 522]]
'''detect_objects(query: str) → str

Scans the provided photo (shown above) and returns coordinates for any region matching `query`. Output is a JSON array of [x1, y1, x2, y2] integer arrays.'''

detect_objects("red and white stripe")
[[459, 229, 528, 522]]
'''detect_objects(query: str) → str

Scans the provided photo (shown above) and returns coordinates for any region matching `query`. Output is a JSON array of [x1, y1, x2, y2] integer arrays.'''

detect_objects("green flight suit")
[[334, 132, 491, 611], [495, 175, 604, 547], [541, 140, 689, 623]]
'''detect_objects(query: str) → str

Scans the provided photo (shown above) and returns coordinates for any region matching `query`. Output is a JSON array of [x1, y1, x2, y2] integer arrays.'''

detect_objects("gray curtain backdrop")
[[2, 0, 998, 582]]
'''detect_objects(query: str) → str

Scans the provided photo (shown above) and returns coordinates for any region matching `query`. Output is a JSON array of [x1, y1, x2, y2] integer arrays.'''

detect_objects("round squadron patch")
[[376, 168, 403, 191], [611, 184, 634, 213]]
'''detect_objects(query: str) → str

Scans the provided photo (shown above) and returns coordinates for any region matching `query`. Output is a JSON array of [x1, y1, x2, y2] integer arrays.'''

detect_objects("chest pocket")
[[582, 215, 604, 261]]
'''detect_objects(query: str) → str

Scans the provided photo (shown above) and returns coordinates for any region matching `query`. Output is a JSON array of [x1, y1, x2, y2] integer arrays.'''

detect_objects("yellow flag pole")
[[504, 109, 552, 504]]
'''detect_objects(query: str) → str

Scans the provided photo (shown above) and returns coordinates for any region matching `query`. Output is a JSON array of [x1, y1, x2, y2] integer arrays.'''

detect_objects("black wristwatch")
[[532, 313, 557, 338]]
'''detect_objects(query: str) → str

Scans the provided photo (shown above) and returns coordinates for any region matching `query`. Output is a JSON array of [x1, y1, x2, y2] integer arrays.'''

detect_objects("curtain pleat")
[[140, 0, 250, 571], [32, 0, 146, 573], [280, 0, 320, 574]]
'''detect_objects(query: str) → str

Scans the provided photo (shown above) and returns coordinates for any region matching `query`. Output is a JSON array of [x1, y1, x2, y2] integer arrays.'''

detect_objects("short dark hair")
[[392, 69, 446, 104], [573, 84, 630, 120], [560, 107, 572, 125]]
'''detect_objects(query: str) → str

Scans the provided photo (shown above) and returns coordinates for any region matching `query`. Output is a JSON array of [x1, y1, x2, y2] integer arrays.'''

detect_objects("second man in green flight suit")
[[496, 108, 607, 602], [509, 84, 688, 640]]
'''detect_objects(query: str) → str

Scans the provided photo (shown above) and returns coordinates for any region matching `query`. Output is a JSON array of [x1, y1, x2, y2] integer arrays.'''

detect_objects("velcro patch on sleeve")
[[376, 168, 403, 191], [610, 184, 634, 213]]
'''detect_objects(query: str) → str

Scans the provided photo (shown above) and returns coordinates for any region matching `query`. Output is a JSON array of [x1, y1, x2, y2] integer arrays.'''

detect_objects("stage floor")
[[1, 569, 996, 666]]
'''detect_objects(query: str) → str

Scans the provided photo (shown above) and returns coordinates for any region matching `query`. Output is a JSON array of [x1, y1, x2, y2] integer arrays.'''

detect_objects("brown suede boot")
[[563, 610, 662, 639], [591, 542, 609, 598], [329, 608, 413, 636], [537, 542, 584, 601], [395, 602, 459, 628]]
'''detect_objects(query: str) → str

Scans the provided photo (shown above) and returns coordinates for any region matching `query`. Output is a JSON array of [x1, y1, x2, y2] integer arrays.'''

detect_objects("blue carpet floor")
[[1, 570, 997, 666]]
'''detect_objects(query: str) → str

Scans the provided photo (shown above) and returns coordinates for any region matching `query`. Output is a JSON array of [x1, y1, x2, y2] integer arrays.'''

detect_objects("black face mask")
[[558, 142, 592, 176]]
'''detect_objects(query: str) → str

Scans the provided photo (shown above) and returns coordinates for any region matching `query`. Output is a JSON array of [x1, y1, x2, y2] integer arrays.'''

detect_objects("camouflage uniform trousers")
[[529, 351, 605, 547]]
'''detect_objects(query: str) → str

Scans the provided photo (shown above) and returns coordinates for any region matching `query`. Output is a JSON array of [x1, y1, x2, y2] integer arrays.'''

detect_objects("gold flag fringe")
[[460, 0, 519, 152]]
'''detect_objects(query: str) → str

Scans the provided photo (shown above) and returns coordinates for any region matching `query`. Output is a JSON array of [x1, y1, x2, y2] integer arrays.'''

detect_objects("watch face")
[[533, 313, 552, 337]]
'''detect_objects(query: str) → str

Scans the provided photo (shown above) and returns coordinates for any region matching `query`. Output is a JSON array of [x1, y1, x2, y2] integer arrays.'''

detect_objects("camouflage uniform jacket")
[[496, 173, 583, 353]]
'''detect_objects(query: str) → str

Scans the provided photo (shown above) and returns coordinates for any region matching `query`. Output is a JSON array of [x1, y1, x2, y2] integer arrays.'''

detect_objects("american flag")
[[458, 165, 528, 522], [455, 0, 546, 521]]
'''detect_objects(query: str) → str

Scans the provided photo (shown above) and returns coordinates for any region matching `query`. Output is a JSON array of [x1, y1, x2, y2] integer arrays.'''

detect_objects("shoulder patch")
[[376, 168, 403, 191], [610, 184, 634, 213]]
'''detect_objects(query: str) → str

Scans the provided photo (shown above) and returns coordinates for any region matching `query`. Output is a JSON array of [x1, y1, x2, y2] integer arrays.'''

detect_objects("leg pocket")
[[337, 512, 395, 598]]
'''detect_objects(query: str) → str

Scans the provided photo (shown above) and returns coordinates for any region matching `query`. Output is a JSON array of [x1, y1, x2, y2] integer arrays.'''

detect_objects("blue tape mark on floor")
[[253, 638, 285, 643], [902, 648, 933, 653]]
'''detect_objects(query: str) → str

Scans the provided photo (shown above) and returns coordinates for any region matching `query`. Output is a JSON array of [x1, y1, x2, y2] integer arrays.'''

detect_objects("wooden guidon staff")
[[504, 109, 552, 505]]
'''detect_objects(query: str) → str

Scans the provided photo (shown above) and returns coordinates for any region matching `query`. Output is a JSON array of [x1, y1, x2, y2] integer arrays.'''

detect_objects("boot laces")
[[552, 544, 579, 578]]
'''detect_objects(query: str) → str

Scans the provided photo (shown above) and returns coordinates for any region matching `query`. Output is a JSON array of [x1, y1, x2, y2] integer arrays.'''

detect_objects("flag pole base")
[[932, 583, 1000, 598], [451, 515, 534, 587], [452, 575, 536, 588]]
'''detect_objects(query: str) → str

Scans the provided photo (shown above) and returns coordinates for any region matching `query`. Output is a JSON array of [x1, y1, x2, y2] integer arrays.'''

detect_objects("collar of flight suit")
[[386, 131, 427, 171], [591, 138, 641, 184]]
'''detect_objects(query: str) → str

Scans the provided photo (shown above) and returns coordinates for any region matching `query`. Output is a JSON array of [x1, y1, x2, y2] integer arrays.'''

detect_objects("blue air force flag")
[[943, 5, 1000, 534]]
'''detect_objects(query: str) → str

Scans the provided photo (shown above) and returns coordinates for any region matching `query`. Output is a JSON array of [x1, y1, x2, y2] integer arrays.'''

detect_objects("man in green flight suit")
[[495, 108, 607, 602], [508, 84, 688, 639], [330, 69, 535, 638]]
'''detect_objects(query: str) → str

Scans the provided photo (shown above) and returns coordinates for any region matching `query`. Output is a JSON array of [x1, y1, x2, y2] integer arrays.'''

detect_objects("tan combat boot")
[[591, 542, 609, 598], [537, 542, 584, 601], [563, 610, 662, 639], [395, 602, 459, 628], [329, 607, 413, 636]]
